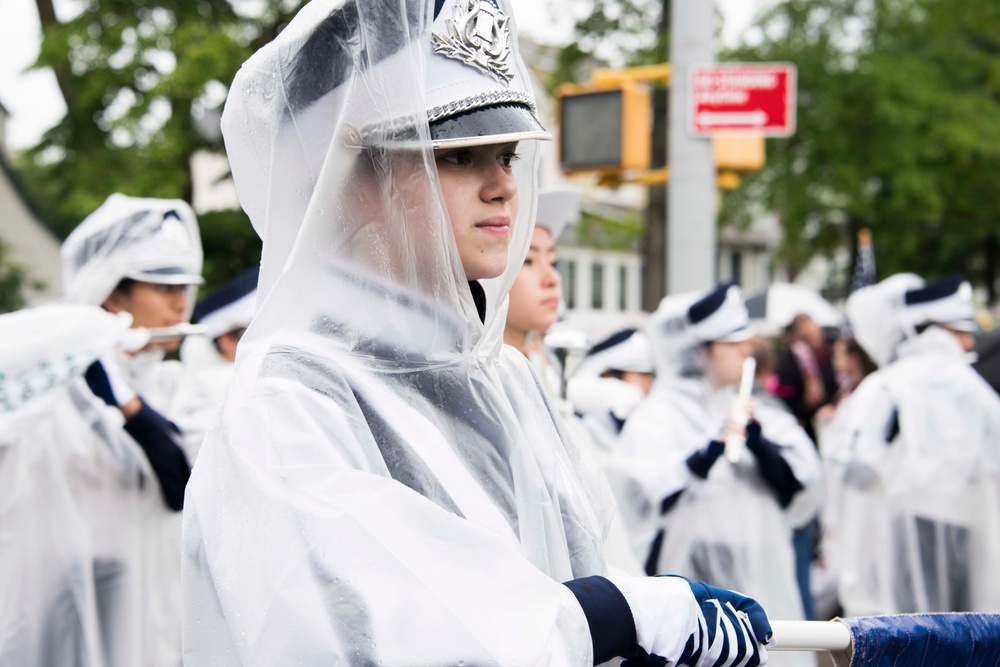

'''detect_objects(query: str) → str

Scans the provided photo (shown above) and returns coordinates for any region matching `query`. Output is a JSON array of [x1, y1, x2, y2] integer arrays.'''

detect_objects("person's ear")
[[102, 291, 127, 314], [218, 332, 241, 362]]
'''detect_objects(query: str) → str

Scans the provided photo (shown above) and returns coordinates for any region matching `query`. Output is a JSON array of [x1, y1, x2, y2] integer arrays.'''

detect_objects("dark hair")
[[213, 327, 248, 354], [843, 336, 878, 378], [111, 277, 137, 296], [784, 313, 814, 337]]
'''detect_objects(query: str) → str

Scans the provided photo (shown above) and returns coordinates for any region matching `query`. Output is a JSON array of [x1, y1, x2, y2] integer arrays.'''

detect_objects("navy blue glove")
[[565, 575, 771, 666], [686, 440, 725, 479]]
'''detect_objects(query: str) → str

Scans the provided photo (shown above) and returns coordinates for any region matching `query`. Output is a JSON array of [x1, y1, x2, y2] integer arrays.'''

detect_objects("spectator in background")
[[814, 335, 878, 425], [774, 313, 837, 443], [748, 334, 790, 414]]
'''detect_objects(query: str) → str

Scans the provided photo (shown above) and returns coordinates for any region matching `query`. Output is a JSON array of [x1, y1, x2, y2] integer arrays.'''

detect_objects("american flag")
[[851, 228, 876, 292]]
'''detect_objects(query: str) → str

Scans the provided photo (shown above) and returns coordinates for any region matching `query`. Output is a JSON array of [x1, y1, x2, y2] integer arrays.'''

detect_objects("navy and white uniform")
[[182, 2, 772, 665], [609, 285, 820, 667], [826, 275, 1000, 615], [59, 195, 207, 667]]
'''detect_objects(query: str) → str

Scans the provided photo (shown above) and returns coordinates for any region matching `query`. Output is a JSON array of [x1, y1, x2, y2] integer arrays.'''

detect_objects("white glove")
[[609, 575, 771, 667]]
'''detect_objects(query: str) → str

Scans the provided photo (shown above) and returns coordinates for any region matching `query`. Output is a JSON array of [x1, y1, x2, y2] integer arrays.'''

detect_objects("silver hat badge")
[[432, 0, 513, 84]]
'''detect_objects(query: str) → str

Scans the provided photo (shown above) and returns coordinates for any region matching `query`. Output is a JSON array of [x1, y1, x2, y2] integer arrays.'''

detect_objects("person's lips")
[[541, 297, 560, 309], [475, 217, 511, 237]]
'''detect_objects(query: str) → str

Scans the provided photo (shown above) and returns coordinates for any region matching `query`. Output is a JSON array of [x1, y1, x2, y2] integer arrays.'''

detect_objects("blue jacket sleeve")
[[745, 421, 804, 509], [124, 401, 192, 511], [563, 576, 638, 665]]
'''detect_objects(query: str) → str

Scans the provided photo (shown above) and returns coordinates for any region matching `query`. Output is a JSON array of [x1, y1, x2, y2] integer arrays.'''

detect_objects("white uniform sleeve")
[[183, 375, 594, 667]]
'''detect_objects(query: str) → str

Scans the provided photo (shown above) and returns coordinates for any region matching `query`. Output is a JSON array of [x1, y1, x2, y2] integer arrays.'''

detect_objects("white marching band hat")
[[574, 328, 655, 377], [61, 194, 204, 306], [191, 267, 260, 341], [281, 0, 550, 151], [691, 283, 754, 343], [902, 274, 977, 334], [535, 190, 582, 241]]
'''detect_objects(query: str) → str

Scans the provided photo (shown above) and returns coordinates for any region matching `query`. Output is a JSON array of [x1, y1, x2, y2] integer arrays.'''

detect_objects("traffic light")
[[554, 81, 652, 173], [553, 65, 766, 190]]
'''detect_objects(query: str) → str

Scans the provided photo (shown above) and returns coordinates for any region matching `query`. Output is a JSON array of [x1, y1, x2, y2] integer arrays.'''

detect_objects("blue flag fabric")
[[850, 236, 877, 293], [844, 614, 1000, 667]]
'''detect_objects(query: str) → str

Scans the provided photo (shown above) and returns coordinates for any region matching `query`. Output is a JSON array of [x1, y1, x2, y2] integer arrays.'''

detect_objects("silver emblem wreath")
[[432, 0, 513, 84]]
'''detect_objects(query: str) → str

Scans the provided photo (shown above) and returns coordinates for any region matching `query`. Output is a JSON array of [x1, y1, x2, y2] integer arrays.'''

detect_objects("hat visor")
[[713, 326, 755, 344], [943, 319, 979, 333], [126, 269, 205, 286], [430, 104, 552, 149]]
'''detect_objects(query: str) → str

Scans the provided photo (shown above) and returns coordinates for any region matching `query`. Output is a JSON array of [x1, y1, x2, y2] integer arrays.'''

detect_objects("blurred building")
[[0, 100, 62, 306]]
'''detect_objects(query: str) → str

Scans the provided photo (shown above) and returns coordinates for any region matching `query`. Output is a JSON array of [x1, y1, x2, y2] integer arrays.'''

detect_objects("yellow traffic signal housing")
[[554, 81, 653, 174], [713, 135, 765, 172]]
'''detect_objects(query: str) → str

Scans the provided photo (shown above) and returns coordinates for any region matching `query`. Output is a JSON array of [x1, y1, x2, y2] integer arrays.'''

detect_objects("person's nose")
[[541, 259, 560, 287], [173, 289, 189, 315], [481, 161, 517, 203]]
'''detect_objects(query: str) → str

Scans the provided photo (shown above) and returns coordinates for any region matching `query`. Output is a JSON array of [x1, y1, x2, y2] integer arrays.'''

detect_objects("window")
[[592, 263, 604, 309], [730, 251, 743, 286], [618, 265, 628, 310], [563, 260, 576, 309]]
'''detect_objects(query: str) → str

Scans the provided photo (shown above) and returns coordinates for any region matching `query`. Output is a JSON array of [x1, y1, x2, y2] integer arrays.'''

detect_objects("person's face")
[[434, 142, 519, 281], [706, 340, 751, 388], [620, 370, 655, 395], [216, 329, 245, 364], [945, 327, 977, 353], [797, 316, 825, 350], [103, 282, 190, 351], [506, 226, 561, 336]]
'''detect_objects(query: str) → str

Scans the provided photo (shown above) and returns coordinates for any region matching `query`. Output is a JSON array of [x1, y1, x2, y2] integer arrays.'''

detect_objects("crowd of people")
[[3, 0, 999, 665]]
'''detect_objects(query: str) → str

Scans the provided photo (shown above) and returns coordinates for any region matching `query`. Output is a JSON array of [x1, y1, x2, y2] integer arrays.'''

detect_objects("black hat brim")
[[430, 103, 551, 148]]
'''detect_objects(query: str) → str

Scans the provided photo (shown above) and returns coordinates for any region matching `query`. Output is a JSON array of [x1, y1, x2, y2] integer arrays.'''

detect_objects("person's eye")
[[498, 151, 520, 168], [437, 150, 471, 166], [522, 257, 533, 267]]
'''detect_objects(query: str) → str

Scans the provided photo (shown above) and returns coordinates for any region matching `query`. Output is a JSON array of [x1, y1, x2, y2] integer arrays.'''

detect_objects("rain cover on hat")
[[61, 194, 203, 309], [183, 1, 611, 664], [645, 290, 710, 378], [845, 273, 925, 368]]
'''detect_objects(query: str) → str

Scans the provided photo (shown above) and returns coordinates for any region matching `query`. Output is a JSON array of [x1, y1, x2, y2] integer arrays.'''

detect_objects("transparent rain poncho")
[[183, 1, 613, 664], [825, 326, 1000, 616], [607, 292, 820, 667], [0, 305, 141, 666], [59, 195, 208, 667], [60, 194, 203, 311]]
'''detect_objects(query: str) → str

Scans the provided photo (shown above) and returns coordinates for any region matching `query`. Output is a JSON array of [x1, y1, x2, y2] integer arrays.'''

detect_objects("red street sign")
[[689, 63, 797, 137]]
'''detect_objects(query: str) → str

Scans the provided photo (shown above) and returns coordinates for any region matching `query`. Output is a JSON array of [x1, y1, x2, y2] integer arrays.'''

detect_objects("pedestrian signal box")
[[555, 82, 652, 173]]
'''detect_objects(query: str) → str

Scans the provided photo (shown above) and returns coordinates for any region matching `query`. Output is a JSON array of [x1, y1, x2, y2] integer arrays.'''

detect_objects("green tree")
[[0, 240, 29, 313], [722, 0, 1000, 300], [17, 0, 306, 288]]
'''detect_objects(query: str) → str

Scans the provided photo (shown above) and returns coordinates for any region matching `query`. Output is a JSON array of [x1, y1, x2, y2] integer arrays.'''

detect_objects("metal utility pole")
[[667, 0, 716, 294]]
